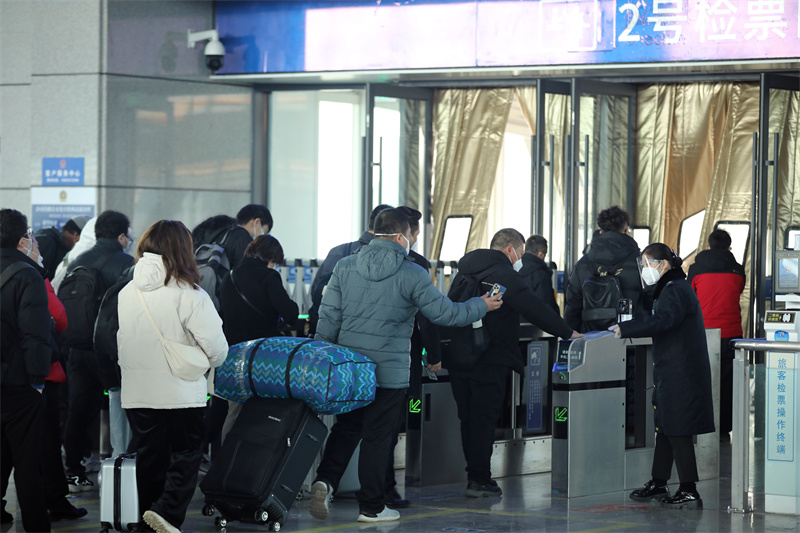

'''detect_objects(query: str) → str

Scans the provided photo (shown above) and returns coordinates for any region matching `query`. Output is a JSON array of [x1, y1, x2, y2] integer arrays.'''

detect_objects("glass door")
[[567, 80, 636, 274], [752, 73, 800, 336], [534, 79, 571, 275], [366, 85, 434, 254]]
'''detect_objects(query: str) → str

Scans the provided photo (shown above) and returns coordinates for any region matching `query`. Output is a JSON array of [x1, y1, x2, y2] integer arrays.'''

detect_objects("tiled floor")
[[3, 440, 799, 533]]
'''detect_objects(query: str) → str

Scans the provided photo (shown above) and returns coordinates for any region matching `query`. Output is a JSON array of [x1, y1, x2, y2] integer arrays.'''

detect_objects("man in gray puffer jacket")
[[309, 208, 502, 524]]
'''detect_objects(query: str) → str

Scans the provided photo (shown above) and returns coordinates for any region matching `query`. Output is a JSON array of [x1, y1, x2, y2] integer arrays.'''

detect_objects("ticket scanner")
[[551, 330, 720, 498], [763, 309, 800, 514], [551, 331, 652, 497]]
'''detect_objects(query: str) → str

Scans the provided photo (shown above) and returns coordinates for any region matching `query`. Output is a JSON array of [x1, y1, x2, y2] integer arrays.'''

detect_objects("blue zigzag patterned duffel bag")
[[214, 337, 377, 415]]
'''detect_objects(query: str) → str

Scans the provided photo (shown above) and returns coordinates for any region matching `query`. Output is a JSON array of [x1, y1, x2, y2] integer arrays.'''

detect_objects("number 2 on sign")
[[619, 3, 641, 42]]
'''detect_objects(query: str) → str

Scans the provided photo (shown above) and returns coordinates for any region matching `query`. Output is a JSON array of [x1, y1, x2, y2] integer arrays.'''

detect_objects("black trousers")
[[652, 433, 699, 484], [63, 349, 107, 475], [315, 387, 406, 514], [127, 407, 205, 529], [0, 385, 51, 532], [720, 337, 735, 434], [42, 381, 70, 507], [449, 362, 510, 484]]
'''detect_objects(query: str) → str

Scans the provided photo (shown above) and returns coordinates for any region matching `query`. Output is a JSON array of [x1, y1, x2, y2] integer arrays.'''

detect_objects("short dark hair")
[[94, 210, 130, 240], [708, 229, 732, 250], [642, 242, 683, 269], [373, 208, 410, 237], [369, 204, 393, 231], [490, 228, 525, 251], [525, 234, 548, 255], [236, 204, 273, 232], [0, 209, 29, 249], [62, 219, 82, 235], [397, 206, 422, 232], [597, 206, 630, 233], [244, 235, 285, 266]]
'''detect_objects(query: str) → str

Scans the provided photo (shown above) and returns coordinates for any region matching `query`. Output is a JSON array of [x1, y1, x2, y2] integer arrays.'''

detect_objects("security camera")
[[187, 29, 225, 73]]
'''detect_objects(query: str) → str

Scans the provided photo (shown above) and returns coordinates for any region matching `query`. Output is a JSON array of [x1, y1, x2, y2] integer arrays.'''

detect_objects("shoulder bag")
[[136, 288, 210, 381]]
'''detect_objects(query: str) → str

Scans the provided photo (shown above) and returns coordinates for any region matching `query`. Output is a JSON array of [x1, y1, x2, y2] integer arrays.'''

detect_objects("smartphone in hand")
[[489, 283, 506, 299]]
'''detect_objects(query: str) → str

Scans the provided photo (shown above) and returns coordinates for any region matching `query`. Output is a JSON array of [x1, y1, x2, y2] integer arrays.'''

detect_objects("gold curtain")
[[636, 81, 800, 334], [431, 88, 513, 257]]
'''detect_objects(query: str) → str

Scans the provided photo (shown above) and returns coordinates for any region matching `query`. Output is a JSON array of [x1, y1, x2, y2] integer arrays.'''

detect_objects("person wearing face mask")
[[447, 228, 582, 497], [609, 243, 715, 510], [0, 209, 53, 531], [308, 208, 503, 523], [215, 234, 299, 441], [61, 210, 135, 493]]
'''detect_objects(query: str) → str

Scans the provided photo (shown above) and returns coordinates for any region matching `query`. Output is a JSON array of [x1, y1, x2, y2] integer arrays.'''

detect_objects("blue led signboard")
[[216, 0, 799, 74]]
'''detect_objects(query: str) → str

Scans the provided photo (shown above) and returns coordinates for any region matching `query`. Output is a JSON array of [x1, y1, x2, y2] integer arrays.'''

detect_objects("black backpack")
[[57, 254, 115, 349], [93, 268, 133, 364], [195, 228, 233, 312], [581, 260, 626, 332], [439, 273, 492, 373]]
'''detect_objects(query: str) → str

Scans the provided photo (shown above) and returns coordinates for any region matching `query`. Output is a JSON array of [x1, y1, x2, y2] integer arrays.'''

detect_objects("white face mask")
[[374, 233, 410, 255], [641, 266, 661, 286], [253, 220, 265, 241], [23, 238, 44, 268], [512, 248, 523, 272], [410, 238, 418, 253]]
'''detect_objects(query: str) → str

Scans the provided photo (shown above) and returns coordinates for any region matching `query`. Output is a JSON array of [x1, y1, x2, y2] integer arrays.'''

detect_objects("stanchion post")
[[730, 344, 753, 513]]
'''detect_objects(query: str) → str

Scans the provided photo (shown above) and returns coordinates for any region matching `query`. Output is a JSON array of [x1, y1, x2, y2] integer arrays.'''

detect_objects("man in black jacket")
[[192, 204, 273, 270], [34, 215, 89, 280], [0, 208, 52, 531], [449, 228, 581, 497], [308, 204, 393, 333], [518, 235, 559, 314], [565, 206, 648, 332], [61, 210, 134, 492]]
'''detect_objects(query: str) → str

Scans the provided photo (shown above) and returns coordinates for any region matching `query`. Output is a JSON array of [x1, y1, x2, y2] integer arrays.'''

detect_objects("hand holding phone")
[[489, 283, 506, 300]]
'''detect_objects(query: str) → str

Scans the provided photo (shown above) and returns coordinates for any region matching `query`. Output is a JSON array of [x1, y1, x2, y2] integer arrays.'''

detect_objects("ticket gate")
[[551, 330, 720, 498]]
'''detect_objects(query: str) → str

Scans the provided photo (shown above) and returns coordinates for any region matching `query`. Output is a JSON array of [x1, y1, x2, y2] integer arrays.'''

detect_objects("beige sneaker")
[[308, 481, 332, 520], [143, 510, 181, 533]]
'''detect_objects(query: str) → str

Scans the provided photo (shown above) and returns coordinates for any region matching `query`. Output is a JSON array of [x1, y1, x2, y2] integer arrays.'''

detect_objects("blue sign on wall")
[[42, 158, 84, 186], [31, 204, 94, 231]]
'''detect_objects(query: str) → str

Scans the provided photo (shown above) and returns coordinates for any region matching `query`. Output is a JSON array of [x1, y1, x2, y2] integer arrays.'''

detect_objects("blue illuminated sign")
[[42, 158, 84, 186], [216, 0, 799, 75]]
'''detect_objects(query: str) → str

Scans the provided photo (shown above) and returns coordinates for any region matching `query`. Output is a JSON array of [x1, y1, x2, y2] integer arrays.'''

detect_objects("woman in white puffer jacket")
[[117, 220, 228, 533]]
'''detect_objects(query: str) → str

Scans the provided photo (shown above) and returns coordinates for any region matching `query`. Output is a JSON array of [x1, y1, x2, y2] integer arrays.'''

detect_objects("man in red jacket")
[[687, 229, 745, 441]]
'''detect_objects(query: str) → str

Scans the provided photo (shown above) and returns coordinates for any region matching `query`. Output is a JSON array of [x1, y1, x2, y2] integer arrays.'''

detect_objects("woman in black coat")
[[219, 235, 299, 345], [610, 243, 715, 510], [213, 235, 299, 441]]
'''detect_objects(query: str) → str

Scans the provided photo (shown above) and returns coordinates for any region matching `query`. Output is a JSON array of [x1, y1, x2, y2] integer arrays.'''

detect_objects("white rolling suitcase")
[[99, 453, 140, 532]]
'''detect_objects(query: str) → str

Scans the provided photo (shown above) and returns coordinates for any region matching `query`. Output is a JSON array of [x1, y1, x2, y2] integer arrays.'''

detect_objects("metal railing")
[[730, 339, 800, 513]]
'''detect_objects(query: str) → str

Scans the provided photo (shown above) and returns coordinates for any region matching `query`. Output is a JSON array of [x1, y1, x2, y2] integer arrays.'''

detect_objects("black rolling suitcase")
[[200, 397, 327, 531]]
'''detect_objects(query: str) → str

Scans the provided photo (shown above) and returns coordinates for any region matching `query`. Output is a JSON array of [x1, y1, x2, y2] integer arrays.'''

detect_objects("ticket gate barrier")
[[552, 330, 720, 498]]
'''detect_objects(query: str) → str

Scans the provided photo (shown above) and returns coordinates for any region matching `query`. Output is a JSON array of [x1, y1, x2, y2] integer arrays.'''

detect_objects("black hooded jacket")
[[457, 249, 573, 372], [618, 267, 715, 436], [34, 227, 67, 281], [1, 248, 52, 387], [518, 253, 559, 314], [565, 230, 648, 332]]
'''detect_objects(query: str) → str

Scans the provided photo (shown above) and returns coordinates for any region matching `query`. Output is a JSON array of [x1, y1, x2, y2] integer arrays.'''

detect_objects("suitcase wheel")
[[267, 521, 281, 532], [215, 516, 228, 528], [255, 509, 269, 524], [202, 503, 216, 517]]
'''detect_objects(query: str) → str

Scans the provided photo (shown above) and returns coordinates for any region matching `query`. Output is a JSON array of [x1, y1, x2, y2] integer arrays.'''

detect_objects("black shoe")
[[49, 500, 88, 522], [0, 508, 12, 524], [629, 480, 669, 502], [660, 489, 703, 510], [466, 480, 502, 498], [384, 488, 410, 509]]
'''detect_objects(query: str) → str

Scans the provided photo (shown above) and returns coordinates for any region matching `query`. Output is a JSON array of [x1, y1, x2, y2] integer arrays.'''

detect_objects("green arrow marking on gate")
[[409, 399, 421, 414], [554, 407, 568, 422]]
